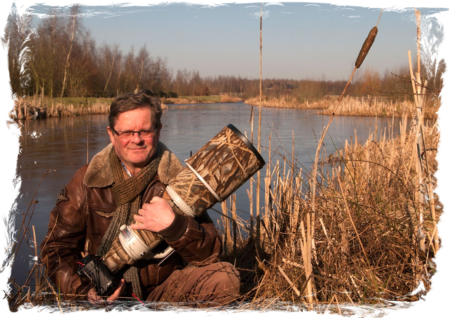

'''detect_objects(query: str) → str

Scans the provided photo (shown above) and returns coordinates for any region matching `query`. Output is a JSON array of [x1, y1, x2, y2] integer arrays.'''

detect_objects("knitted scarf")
[[96, 142, 163, 300]]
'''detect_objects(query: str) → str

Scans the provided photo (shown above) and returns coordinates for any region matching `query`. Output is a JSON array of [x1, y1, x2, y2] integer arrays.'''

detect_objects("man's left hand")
[[131, 196, 175, 232]]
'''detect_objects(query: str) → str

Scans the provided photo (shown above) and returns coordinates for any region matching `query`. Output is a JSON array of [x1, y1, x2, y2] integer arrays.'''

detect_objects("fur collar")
[[83, 141, 184, 188]]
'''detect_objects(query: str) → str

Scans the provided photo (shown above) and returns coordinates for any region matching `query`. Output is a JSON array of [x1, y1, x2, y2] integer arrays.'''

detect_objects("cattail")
[[355, 27, 378, 68]]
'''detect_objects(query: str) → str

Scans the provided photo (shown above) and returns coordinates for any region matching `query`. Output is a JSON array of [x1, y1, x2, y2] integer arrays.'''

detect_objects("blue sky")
[[11, 1, 448, 81]]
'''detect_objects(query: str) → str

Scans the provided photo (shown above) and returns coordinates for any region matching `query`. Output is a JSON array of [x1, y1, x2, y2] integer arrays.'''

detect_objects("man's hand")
[[88, 278, 125, 306], [131, 196, 175, 232]]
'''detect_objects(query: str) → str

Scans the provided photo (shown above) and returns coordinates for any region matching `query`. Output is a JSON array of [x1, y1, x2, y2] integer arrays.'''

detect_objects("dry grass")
[[10, 97, 110, 120], [321, 96, 439, 119], [220, 95, 242, 103], [217, 114, 440, 310], [245, 96, 328, 109], [162, 95, 242, 105], [245, 95, 439, 119]]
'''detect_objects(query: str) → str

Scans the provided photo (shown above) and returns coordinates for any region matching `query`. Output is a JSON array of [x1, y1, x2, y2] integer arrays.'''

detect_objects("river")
[[10, 102, 402, 289]]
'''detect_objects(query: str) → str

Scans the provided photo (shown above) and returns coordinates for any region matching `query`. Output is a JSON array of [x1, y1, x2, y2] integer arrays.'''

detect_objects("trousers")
[[146, 262, 240, 307]]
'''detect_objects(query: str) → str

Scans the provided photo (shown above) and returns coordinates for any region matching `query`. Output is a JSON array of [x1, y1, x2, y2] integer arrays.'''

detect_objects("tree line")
[[3, 5, 445, 102]]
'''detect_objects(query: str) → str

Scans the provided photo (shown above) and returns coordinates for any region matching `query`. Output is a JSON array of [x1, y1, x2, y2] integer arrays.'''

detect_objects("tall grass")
[[162, 95, 242, 105], [322, 96, 439, 119], [218, 115, 440, 310], [245, 96, 328, 109], [245, 95, 438, 119], [11, 97, 111, 120]]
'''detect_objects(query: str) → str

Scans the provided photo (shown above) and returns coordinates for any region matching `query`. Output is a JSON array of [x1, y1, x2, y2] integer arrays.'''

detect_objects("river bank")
[[245, 95, 439, 119], [10, 94, 438, 122], [162, 94, 242, 104], [10, 96, 111, 120], [9, 95, 243, 120]]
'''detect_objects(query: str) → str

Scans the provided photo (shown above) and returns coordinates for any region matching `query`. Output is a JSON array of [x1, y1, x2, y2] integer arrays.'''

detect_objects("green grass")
[[177, 95, 221, 102]]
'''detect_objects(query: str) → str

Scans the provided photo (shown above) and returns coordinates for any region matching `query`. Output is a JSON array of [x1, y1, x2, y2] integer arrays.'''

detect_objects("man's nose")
[[130, 132, 144, 143]]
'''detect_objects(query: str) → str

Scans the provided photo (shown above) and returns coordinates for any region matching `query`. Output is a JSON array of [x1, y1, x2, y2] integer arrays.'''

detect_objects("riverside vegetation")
[[245, 95, 439, 119], [9, 94, 242, 120], [11, 93, 438, 121]]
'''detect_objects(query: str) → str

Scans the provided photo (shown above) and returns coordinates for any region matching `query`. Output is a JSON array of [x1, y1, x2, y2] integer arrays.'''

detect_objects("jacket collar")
[[83, 141, 184, 188]]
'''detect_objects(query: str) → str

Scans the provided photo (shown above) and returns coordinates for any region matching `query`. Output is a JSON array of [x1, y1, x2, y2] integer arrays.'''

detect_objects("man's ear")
[[107, 127, 116, 146]]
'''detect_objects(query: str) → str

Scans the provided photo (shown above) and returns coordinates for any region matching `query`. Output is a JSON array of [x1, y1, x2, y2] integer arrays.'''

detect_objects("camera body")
[[77, 254, 120, 296]]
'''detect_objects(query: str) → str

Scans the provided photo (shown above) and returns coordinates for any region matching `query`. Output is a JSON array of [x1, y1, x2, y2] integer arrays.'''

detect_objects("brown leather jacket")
[[40, 143, 222, 299]]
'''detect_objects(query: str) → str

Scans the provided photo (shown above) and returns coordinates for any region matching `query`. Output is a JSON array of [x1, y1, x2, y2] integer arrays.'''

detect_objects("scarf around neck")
[[96, 142, 163, 300]]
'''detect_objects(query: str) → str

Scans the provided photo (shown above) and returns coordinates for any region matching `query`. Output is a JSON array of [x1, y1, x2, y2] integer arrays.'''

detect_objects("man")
[[40, 89, 240, 307]]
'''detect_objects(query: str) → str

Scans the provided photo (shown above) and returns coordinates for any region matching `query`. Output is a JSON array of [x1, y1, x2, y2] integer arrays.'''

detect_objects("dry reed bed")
[[10, 97, 110, 120], [321, 96, 439, 119], [163, 95, 242, 105], [245, 96, 329, 109], [245, 96, 438, 119], [218, 115, 440, 310]]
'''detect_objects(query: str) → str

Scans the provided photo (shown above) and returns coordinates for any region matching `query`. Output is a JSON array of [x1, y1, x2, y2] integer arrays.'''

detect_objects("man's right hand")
[[87, 278, 125, 306]]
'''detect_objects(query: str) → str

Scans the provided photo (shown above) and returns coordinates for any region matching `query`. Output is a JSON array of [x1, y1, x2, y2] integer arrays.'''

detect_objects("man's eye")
[[140, 130, 153, 136], [121, 131, 134, 136]]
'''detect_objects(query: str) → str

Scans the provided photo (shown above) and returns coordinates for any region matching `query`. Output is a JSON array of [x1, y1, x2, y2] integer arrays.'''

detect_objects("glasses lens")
[[119, 131, 133, 138], [140, 130, 154, 137]]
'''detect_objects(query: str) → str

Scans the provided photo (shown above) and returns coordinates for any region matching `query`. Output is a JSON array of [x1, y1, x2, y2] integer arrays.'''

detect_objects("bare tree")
[[135, 45, 150, 92], [60, 5, 79, 98], [101, 44, 119, 93]]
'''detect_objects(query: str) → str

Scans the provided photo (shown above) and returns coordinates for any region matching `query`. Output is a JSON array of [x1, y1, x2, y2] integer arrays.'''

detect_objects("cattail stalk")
[[256, 2, 263, 250]]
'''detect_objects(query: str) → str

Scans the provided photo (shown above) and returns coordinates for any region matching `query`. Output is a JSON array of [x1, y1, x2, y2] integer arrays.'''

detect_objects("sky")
[[12, 1, 448, 81]]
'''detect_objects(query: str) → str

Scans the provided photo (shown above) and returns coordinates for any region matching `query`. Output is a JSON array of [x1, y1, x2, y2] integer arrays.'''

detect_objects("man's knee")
[[202, 262, 240, 298]]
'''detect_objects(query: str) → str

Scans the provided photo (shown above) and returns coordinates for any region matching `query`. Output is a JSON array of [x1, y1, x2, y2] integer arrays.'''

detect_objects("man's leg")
[[146, 262, 240, 307]]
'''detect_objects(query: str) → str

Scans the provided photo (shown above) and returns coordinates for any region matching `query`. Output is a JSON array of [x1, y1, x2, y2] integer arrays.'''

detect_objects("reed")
[[321, 96, 438, 119], [217, 114, 440, 310], [10, 97, 111, 120], [244, 96, 328, 109], [162, 95, 238, 105], [220, 95, 242, 103]]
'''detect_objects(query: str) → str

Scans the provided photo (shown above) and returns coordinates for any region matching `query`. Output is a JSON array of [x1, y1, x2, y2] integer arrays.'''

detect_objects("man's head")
[[107, 89, 163, 173], [108, 89, 162, 130]]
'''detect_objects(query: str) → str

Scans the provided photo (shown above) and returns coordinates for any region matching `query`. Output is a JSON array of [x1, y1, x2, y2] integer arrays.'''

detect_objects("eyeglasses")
[[112, 127, 158, 139]]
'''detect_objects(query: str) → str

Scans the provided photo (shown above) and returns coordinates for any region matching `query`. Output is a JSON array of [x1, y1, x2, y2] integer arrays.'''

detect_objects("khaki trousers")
[[146, 262, 240, 307]]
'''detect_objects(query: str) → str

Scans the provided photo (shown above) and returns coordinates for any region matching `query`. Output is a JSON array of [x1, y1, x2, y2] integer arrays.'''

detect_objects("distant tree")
[[199, 84, 210, 96], [60, 5, 80, 98]]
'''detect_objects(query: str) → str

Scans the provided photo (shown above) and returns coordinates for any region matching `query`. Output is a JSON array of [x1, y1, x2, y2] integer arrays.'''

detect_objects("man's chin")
[[129, 154, 154, 167]]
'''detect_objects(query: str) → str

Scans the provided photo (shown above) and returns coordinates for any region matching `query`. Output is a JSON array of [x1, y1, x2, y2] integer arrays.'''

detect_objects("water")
[[10, 102, 402, 288]]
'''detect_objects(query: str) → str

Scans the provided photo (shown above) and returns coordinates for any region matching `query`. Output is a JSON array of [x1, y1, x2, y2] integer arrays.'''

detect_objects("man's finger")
[[133, 214, 144, 222], [88, 288, 102, 305], [138, 208, 148, 216], [130, 223, 147, 231], [150, 196, 162, 204], [107, 279, 125, 302]]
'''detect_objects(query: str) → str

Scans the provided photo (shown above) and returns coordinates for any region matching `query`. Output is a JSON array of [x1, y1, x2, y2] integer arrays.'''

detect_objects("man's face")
[[107, 107, 161, 172]]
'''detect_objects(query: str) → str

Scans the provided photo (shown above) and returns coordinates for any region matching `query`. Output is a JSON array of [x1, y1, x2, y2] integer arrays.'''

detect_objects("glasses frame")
[[111, 127, 158, 139]]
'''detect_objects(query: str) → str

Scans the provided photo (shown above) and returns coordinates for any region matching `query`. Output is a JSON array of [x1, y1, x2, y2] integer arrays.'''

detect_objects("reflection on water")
[[10, 102, 403, 289]]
